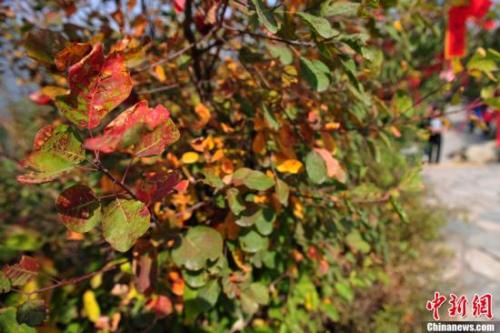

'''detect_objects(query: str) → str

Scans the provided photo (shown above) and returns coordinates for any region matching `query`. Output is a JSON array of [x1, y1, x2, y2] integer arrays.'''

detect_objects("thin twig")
[[19, 259, 127, 296]]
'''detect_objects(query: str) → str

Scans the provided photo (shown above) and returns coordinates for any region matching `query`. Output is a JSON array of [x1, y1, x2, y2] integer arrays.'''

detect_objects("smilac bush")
[[0, 0, 496, 332]]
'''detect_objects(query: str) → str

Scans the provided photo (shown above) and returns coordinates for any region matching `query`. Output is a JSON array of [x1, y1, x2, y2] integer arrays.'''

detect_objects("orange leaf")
[[252, 132, 266, 154], [168, 271, 185, 296], [153, 65, 166, 82], [276, 159, 303, 174], [193, 103, 211, 130]]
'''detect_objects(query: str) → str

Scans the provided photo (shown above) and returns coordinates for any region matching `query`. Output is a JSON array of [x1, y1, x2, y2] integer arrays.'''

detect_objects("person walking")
[[428, 107, 444, 164]]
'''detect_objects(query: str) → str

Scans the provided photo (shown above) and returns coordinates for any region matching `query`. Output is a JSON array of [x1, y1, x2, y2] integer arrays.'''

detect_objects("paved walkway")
[[423, 108, 500, 318]]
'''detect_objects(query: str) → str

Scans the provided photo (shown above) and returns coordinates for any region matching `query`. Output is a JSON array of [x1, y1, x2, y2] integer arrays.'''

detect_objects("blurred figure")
[[428, 106, 444, 164]]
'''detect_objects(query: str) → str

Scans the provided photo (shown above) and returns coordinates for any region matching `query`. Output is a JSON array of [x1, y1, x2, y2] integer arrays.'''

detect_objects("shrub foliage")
[[0, 0, 497, 332]]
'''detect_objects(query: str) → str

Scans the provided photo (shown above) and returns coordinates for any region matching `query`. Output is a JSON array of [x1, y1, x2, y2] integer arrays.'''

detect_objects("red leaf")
[[146, 295, 173, 317], [3, 256, 40, 287], [56, 184, 101, 233], [55, 43, 133, 129], [136, 171, 181, 205], [29, 91, 51, 105], [84, 100, 180, 157], [173, 0, 186, 13], [174, 179, 189, 193], [133, 240, 157, 294]]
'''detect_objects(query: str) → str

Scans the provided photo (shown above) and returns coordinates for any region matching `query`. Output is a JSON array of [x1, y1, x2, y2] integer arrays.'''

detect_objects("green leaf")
[[56, 184, 101, 233], [305, 150, 328, 184], [295, 276, 320, 310], [255, 208, 276, 236], [0, 307, 36, 333], [226, 188, 246, 215], [467, 49, 498, 78], [184, 280, 221, 322], [346, 231, 370, 253], [183, 269, 209, 288], [16, 300, 46, 327], [236, 207, 276, 236], [172, 226, 223, 271], [202, 170, 225, 190], [275, 178, 290, 206], [241, 282, 270, 314], [297, 12, 338, 39], [484, 97, 500, 109], [102, 199, 150, 252], [251, 0, 279, 34], [263, 104, 280, 130], [390, 195, 409, 223], [335, 282, 354, 303], [321, 302, 340, 321], [233, 168, 275, 191], [0, 272, 11, 293], [321, 1, 360, 16], [239, 228, 269, 253], [198, 280, 221, 307], [299, 57, 330, 92], [17, 124, 85, 184], [266, 43, 293, 65]]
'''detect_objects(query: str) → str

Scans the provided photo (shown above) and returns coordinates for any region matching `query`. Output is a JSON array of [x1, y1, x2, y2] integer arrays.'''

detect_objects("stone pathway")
[[423, 108, 500, 318]]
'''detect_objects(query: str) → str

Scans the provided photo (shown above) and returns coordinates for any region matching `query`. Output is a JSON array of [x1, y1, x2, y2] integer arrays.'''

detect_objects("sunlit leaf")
[[182, 152, 200, 164], [276, 159, 303, 174], [55, 43, 133, 129], [84, 100, 180, 156], [102, 199, 151, 252], [83, 290, 101, 323], [17, 124, 85, 184]]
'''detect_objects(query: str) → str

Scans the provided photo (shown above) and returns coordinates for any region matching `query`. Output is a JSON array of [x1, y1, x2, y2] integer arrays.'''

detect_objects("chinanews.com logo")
[[423, 292, 500, 333]]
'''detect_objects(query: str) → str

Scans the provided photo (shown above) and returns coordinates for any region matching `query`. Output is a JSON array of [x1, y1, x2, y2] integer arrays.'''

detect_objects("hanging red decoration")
[[445, 0, 492, 59]]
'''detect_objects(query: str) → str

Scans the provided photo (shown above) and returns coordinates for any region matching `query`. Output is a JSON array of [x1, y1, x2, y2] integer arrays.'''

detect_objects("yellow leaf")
[[451, 57, 463, 74], [181, 152, 199, 164], [83, 290, 101, 323], [232, 248, 251, 272], [41, 86, 68, 98], [153, 65, 166, 82], [90, 273, 102, 289], [276, 159, 303, 174], [393, 20, 403, 32]]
